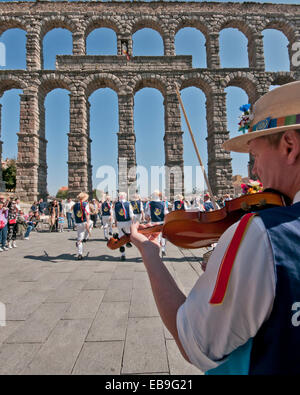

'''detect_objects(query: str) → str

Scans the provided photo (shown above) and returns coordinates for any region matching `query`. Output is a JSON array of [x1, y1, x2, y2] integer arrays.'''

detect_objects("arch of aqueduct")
[[0, 1, 299, 202]]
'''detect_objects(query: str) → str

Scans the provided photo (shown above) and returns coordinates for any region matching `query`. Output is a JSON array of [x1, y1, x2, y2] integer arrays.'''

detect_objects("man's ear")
[[282, 130, 300, 165]]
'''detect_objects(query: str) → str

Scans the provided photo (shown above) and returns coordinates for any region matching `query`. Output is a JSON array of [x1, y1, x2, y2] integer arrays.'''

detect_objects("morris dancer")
[[145, 190, 167, 257], [130, 193, 144, 223], [101, 195, 113, 241], [172, 194, 187, 211], [73, 192, 90, 261], [113, 192, 133, 261], [130, 81, 300, 374]]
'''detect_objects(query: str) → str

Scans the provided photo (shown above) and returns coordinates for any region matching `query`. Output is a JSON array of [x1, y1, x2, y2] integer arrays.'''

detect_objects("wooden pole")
[[175, 83, 217, 210]]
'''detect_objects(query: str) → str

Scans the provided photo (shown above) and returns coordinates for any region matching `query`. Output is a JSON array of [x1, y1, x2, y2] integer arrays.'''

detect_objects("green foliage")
[[56, 189, 68, 199], [2, 160, 16, 191]]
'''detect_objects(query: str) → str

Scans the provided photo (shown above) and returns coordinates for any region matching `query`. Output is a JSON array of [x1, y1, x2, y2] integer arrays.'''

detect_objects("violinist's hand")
[[130, 221, 160, 256]]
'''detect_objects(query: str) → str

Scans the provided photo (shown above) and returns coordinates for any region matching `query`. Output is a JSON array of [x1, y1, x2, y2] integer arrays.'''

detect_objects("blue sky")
[[0, 0, 295, 196]]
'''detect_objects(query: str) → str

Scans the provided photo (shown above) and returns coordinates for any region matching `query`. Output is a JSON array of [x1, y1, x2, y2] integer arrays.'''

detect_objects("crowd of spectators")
[[0, 191, 234, 253], [0, 195, 33, 251]]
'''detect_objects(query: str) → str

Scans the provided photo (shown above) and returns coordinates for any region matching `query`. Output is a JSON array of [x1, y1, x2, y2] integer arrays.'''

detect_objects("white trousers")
[[102, 216, 113, 237], [76, 222, 90, 255], [117, 220, 132, 237], [117, 220, 132, 256], [149, 221, 166, 251], [133, 213, 143, 223], [158, 233, 166, 250]]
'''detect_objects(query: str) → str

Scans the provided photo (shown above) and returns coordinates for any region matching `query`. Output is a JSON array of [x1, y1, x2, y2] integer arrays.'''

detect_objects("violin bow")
[[175, 83, 218, 210]]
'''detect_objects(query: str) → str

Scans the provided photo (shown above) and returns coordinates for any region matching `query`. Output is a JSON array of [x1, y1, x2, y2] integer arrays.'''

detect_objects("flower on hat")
[[238, 104, 251, 134], [241, 179, 263, 195]]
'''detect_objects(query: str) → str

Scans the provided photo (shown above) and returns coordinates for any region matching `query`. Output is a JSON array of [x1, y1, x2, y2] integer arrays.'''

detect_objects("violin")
[[107, 191, 287, 251]]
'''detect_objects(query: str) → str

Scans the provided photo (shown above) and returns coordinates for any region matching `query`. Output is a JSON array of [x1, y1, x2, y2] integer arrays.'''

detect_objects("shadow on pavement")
[[22, 251, 195, 264], [68, 238, 107, 242], [23, 251, 143, 263]]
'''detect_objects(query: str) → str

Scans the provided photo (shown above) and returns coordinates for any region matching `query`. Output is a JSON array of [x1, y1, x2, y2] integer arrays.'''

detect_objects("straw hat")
[[223, 81, 300, 153], [118, 192, 127, 199], [77, 192, 89, 201], [152, 190, 162, 199]]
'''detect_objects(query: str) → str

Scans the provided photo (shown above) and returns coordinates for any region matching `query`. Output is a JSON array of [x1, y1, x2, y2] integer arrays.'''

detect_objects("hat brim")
[[77, 193, 89, 201], [223, 124, 300, 153]]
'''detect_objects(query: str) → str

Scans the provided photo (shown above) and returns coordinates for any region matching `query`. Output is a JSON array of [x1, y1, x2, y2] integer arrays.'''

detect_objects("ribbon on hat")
[[251, 113, 300, 132]]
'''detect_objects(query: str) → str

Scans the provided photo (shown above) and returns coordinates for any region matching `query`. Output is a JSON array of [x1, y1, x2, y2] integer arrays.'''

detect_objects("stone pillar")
[[26, 30, 42, 71], [68, 92, 89, 198], [164, 32, 175, 56], [86, 100, 93, 196], [73, 30, 85, 56], [117, 93, 136, 193], [206, 33, 220, 69], [37, 100, 47, 199], [15, 92, 40, 202], [0, 104, 5, 192], [164, 92, 184, 199], [206, 92, 233, 196], [249, 33, 265, 69]]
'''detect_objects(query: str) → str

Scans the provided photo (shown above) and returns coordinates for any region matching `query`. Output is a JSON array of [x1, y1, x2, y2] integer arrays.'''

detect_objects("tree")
[[2, 160, 16, 191], [56, 189, 68, 200]]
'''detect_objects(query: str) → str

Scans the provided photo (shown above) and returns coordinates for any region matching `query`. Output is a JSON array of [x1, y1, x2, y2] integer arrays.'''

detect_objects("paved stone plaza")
[[0, 227, 205, 375]]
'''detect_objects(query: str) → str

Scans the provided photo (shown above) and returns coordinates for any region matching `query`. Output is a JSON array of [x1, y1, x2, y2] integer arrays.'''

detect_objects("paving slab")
[[111, 266, 136, 280], [5, 303, 69, 343], [86, 301, 130, 342], [15, 266, 52, 283], [93, 262, 118, 272], [72, 341, 124, 375], [6, 289, 52, 320], [129, 285, 159, 318], [82, 272, 112, 290], [0, 343, 41, 375], [0, 282, 36, 304], [65, 268, 94, 282], [0, 228, 205, 375], [22, 319, 93, 375], [102, 279, 133, 302], [36, 272, 71, 291], [0, 321, 23, 346], [63, 290, 105, 320], [46, 280, 86, 303], [122, 317, 169, 374]]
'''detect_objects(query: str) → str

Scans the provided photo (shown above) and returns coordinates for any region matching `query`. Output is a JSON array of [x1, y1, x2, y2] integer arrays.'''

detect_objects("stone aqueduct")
[[0, 1, 299, 202]]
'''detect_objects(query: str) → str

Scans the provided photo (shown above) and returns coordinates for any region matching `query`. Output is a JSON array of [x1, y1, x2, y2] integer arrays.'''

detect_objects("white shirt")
[[64, 201, 75, 214], [177, 190, 300, 372]]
